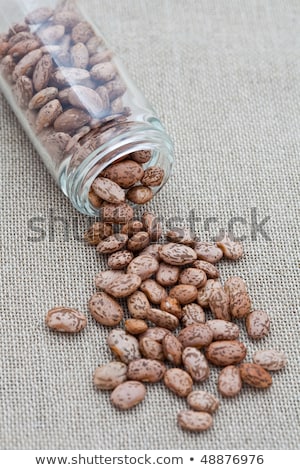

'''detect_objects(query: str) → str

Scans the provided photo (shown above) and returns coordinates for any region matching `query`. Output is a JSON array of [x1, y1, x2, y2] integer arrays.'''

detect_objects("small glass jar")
[[0, 0, 174, 216]]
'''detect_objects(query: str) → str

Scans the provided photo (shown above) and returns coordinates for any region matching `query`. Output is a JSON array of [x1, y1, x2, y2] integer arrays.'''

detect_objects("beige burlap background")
[[0, 0, 299, 450]]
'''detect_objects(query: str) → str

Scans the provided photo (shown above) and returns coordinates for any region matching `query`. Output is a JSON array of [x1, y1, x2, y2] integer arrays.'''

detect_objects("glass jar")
[[0, 0, 174, 216]]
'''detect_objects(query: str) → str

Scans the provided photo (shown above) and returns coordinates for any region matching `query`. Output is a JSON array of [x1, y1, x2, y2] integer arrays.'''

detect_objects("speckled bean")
[[187, 391, 220, 413], [110, 381, 146, 410], [107, 329, 141, 364], [146, 308, 179, 330], [182, 347, 210, 382], [246, 310, 270, 339], [88, 292, 123, 326], [218, 365, 242, 397], [127, 359, 166, 382], [205, 340, 247, 366], [162, 333, 183, 365], [164, 368, 193, 397], [93, 362, 127, 390], [178, 324, 213, 349], [177, 410, 213, 432], [252, 349, 287, 371]]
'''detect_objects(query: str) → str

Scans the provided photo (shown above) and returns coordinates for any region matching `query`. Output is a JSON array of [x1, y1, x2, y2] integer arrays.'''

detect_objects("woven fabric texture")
[[0, 0, 299, 450]]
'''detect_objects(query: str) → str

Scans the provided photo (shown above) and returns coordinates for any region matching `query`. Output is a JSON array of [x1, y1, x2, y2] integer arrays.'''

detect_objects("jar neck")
[[64, 121, 174, 216]]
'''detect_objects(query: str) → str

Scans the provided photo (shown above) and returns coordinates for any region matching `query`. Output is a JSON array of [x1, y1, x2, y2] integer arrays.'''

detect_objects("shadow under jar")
[[0, 0, 174, 216]]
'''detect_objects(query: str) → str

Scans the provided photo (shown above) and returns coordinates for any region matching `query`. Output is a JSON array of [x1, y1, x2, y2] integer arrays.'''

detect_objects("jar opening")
[[63, 121, 174, 216]]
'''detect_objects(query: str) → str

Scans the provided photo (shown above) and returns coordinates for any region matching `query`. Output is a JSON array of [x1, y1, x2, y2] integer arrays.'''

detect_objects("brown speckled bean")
[[166, 227, 195, 246], [187, 391, 220, 413], [68, 85, 105, 116], [146, 308, 179, 331], [139, 337, 164, 361], [90, 61, 116, 82], [88, 292, 123, 326], [207, 319, 240, 340], [162, 333, 183, 365], [93, 362, 127, 390], [53, 11, 81, 31], [194, 242, 223, 264], [156, 263, 180, 286], [46, 306, 87, 333], [139, 327, 170, 343], [9, 39, 40, 59], [127, 359, 166, 383], [164, 368, 193, 397], [84, 221, 113, 245], [96, 234, 128, 254], [127, 232, 150, 252], [205, 340, 247, 366], [181, 303, 205, 327], [140, 279, 167, 304], [92, 176, 125, 204], [36, 99, 63, 133], [160, 243, 197, 266], [197, 280, 221, 307], [25, 7, 54, 24], [194, 241, 223, 264], [7, 31, 35, 47], [121, 220, 144, 236], [169, 284, 198, 305], [125, 319, 148, 335], [246, 310, 270, 339], [224, 276, 251, 318], [110, 381, 146, 410], [193, 260, 220, 279], [94, 270, 122, 290], [107, 250, 134, 270], [71, 21, 94, 44], [127, 291, 150, 319], [51, 67, 91, 89], [107, 329, 141, 364], [240, 363, 272, 388], [177, 410, 213, 432], [182, 347, 210, 382], [127, 254, 159, 281], [101, 160, 144, 188], [29, 87, 59, 110], [101, 202, 134, 224], [216, 232, 244, 260], [102, 273, 142, 298], [141, 166, 164, 187], [179, 268, 207, 288], [160, 297, 182, 319], [33, 54, 53, 92], [252, 349, 287, 371], [70, 42, 89, 68], [178, 324, 213, 349], [53, 107, 90, 132], [218, 365, 242, 397], [209, 286, 231, 321], [130, 150, 152, 163], [224, 276, 247, 292], [126, 185, 153, 204]]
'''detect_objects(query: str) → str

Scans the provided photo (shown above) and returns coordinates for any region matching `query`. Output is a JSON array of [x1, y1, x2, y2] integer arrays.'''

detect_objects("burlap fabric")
[[0, 0, 299, 450]]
